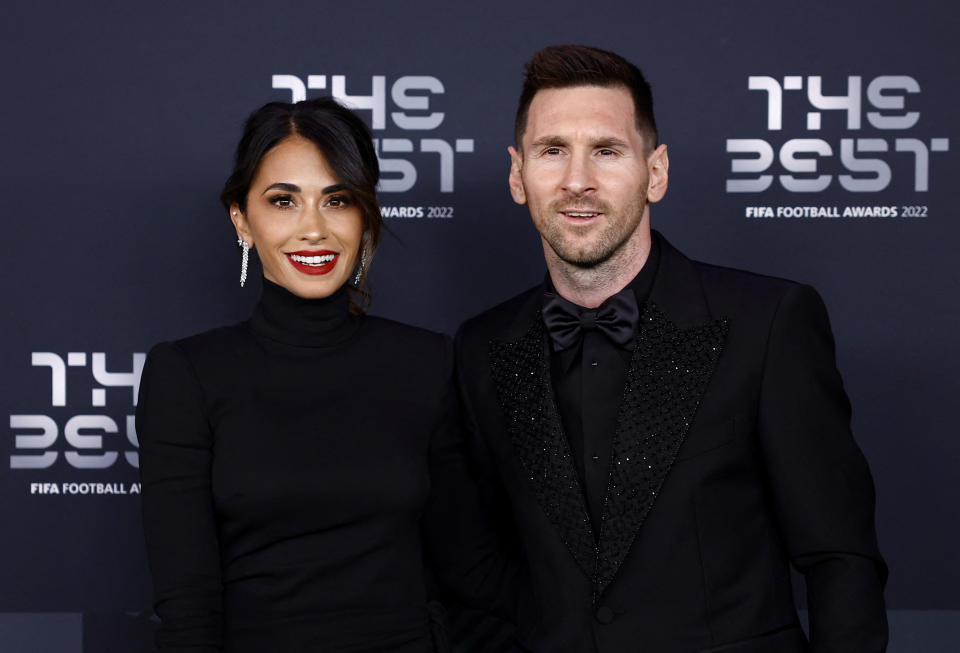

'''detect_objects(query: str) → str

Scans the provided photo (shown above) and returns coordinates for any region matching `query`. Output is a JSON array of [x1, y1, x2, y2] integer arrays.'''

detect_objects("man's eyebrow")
[[592, 137, 630, 149], [528, 136, 632, 149], [529, 136, 567, 149]]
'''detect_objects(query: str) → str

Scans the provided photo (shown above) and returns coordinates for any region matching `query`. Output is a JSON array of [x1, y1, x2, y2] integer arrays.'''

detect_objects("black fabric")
[[541, 286, 640, 351], [137, 279, 510, 653], [545, 239, 659, 535], [455, 232, 887, 653]]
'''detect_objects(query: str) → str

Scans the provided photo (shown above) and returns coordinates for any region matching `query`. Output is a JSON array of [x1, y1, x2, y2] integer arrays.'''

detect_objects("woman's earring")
[[238, 238, 249, 287], [354, 247, 367, 285]]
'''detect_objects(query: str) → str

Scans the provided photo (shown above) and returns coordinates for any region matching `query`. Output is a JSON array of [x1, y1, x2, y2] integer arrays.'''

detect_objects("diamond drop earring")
[[354, 247, 367, 285], [232, 210, 249, 288], [238, 238, 249, 287]]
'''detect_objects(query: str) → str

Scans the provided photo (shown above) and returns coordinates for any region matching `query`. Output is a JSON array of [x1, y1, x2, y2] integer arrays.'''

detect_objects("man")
[[454, 45, 887, 652]]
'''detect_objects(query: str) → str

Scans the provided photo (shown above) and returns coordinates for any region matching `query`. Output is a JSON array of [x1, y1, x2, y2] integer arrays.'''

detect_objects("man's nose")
[[561, 152, 596, 196]]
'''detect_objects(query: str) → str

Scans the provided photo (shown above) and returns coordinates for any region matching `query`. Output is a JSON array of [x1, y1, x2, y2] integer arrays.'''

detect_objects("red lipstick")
[[286, 250, 339, 275]]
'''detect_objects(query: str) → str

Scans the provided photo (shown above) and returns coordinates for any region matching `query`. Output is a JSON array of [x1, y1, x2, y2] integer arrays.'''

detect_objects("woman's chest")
[[205, 354, 438, 526]]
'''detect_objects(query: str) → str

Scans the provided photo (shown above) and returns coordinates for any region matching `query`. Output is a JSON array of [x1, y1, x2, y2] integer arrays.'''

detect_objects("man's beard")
[[538, 195, 646, 269]]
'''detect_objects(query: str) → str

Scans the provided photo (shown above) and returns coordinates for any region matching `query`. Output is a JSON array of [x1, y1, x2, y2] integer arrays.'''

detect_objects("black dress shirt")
[[546, 239, 660, 537]]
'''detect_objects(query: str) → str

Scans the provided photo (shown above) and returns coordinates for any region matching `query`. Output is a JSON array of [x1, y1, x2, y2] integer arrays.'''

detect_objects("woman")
[[137, 98, 510, 652]]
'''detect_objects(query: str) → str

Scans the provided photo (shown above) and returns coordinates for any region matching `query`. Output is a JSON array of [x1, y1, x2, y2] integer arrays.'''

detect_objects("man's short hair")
[[514, 44, 658, 152]]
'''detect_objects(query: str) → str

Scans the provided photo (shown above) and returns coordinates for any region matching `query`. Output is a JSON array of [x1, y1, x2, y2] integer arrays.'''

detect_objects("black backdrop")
[[1, 1, 957, 650]]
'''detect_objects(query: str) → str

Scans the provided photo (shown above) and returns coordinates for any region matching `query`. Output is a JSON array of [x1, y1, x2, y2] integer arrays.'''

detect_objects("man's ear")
[[230, 203, 254, 248], [646, 144, 669, 204], [507, 146, 527, 205]]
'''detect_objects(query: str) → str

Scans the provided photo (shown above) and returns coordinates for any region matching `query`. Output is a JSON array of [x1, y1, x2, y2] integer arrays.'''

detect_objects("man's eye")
[[544, 147, 563, 156], [597, 149, 617, 156]]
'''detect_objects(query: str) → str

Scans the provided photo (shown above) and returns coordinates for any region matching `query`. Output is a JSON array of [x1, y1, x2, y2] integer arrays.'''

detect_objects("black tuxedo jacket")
[[454, 232, 887, 653]]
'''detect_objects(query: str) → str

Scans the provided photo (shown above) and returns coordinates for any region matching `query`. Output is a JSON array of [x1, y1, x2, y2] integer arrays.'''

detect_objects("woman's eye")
[[269, 194, 295, 208], [326, 194, 352, 208]]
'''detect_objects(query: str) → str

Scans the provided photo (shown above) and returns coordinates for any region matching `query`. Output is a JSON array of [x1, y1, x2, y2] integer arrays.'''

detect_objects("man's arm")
[[757, 283, 888, 652], [421, 334, 520, 620]]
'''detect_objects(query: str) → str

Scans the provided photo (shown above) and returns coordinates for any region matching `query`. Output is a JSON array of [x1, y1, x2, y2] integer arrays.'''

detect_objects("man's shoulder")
[[656, 231, 811, 314], [693, 259, 800, 296], [457, 284, 542, 349], [686, 257, 828, 325]]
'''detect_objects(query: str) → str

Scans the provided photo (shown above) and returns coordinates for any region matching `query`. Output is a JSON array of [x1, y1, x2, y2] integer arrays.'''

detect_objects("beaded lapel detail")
[[489, 303, 727, 598], [489, 315, 598, 579], [593, 303, 728, 596]]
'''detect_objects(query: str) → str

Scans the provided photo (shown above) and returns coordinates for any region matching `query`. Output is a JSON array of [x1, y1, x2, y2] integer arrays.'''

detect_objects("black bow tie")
[[541, 286, 640, 351]]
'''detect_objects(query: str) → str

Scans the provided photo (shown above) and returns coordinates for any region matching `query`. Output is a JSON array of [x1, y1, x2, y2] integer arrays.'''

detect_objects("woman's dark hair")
[[220, 97, 382, 313]]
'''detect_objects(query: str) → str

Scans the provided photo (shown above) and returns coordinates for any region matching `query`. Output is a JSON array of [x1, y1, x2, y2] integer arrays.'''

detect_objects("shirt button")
[[595, 606, 615, 624], [591, 455, 600, 462], [591, 360, 599, 367]]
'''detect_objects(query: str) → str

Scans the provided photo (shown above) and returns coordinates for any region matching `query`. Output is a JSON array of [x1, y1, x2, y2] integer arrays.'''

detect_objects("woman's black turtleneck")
[[137, 279, 482, 652]]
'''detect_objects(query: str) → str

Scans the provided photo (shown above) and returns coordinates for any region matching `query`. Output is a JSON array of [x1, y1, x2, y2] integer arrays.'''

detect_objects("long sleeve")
[[757, 284, 888, 652], [137, 342, 223, 652], [421, 336, 519, 621]]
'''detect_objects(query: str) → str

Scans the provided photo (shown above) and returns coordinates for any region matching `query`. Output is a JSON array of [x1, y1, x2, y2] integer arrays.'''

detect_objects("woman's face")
[[231, 136, 364, 299]]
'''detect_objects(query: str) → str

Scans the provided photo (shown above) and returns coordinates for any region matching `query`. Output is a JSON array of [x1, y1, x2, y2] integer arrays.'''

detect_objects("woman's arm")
[[137, 341, 223, 652]]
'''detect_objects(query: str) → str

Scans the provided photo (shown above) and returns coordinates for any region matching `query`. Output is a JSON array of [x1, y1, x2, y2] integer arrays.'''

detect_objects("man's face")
[[509, 85, 668, 269]]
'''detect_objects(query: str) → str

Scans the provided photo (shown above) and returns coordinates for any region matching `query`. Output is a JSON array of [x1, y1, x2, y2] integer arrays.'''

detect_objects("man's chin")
[[555, 248, 612, 269], [544, 233, 618, 269]]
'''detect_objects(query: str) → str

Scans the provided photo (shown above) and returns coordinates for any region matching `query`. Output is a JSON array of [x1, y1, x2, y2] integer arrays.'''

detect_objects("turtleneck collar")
[[248, 278, 360, 347]]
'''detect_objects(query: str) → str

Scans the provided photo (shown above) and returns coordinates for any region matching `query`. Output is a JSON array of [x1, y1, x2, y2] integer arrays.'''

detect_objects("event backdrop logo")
[[272, 74, 474, 219], [726, 75, 950, 218], [8, 352, 143, 495]]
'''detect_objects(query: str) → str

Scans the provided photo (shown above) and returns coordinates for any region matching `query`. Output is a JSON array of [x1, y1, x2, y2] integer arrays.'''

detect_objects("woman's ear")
[[230, 203, 254, 247]]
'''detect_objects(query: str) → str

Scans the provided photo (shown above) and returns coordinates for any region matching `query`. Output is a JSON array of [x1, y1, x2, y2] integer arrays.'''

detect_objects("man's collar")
[[647, 230, 713, 329], [543, 235, 661, 310], [501, 230, 712, 341]]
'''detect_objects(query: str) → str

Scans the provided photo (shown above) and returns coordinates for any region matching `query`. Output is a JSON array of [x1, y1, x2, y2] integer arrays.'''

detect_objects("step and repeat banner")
[[1, 1, 957, 651]]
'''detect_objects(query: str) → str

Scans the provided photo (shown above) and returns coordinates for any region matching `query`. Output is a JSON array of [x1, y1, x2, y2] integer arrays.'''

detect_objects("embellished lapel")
[[592, 232, 729, 597], [485, 233, 729, 598], [488, 307, 598, 580], [593, 302, 728, 596]]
